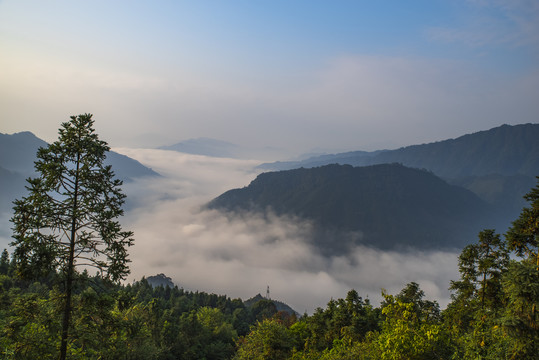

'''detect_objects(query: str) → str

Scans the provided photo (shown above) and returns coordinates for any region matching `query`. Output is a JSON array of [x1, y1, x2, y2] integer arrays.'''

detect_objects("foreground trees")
[[234, 177, 539, 359], [444, 177, 539, 359], [506, 176, 539, 267], [10, 114, 134, 360], [3, 115, 538, 358], [1, 238, 537, 359], [0, 267, 260, 359], [503, 176, 539, 358]]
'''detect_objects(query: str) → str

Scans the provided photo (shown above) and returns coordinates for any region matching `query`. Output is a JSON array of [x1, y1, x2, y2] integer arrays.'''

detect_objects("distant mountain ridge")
[[0, 131, 159, 216], [257, 123, 539, 232], [0, 131, 159, 181], [0, 131, 49, 174], [259, 123, 539, 178], [159, 137, 242, 158], [159, 137, 289, 160], [208, 163, 495, 251]]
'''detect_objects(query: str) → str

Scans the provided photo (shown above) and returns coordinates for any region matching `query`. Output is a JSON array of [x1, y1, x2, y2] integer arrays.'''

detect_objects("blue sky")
[[1, 0, 538, 154]]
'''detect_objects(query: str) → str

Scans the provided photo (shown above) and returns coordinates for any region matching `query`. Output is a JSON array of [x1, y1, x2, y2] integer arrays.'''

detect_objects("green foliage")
[[392, 282, 441, 321], [10, 114, 134, 282], [0, 249, 9, 275], [302, 289, 380, 353], [376, 292, 452, 360], [506, 176, 539, 266], [234, 319, 296, 360], [500, 261, 539, 358], [449, 229, 509, 314], [0, 251, 534, 359], [250, 299, 279, 322], [451, 310, 510, 360], [9, 114, 134, 359], [0, 262, 255, 359], [195, 307, 238, 359]]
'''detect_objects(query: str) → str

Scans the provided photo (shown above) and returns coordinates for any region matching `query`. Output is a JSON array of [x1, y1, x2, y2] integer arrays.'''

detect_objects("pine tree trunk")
[[60, 151, 80, 360], [59, 248, 75, 360]]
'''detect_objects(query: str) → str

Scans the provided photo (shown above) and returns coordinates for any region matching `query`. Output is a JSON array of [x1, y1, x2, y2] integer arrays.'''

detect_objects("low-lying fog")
[[115, 148, 460, 313]]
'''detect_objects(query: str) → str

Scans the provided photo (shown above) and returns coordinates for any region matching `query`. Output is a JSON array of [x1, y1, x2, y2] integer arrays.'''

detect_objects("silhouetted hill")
[[364, 124, 539, 179], [0, 131, 159, 181], [208, 163, 495, 251], [244, 294, 299, 316], [259, 124, 539, 178], [0, 131, 49, 173], [160, 137, 241, 158], [0, 132, 160, 238], [261, 150, 387, 172], [146, 273, 175, 288], [159, 137, 290, 160], [0, 166, 25, 215]]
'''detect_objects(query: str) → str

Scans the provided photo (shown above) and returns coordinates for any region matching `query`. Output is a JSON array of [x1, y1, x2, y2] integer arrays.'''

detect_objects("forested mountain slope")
[[259, 123, 539, 178], [208, 163, 495, 251], [257, 123, 539, 237]]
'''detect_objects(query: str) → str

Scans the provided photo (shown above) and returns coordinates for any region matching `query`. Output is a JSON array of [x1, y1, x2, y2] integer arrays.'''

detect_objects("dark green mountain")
[[208, 163, 495, 251]]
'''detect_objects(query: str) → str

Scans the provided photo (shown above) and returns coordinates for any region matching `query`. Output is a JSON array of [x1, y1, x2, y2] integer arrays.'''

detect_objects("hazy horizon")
[[2, 1, 539, 156]]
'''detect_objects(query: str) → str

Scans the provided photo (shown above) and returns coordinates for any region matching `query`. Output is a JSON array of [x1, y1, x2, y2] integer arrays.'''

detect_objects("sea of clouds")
[[115, 148, 460, 313]]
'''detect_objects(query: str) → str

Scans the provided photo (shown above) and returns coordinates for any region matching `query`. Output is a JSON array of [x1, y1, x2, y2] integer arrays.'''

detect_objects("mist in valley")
[[116, 148, 460, 313]]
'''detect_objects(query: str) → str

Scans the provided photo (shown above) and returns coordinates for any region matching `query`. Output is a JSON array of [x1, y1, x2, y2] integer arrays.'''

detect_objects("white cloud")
[[117, 149, 460, 313], [0, 147, 462, 312]]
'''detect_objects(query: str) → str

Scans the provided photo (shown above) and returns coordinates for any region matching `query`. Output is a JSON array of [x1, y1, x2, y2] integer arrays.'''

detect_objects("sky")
[[1, 0, 539, 154]]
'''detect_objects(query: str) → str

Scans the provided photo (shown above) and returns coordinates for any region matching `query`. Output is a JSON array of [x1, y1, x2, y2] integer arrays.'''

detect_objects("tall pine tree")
[[10, 114, 134, 360]]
